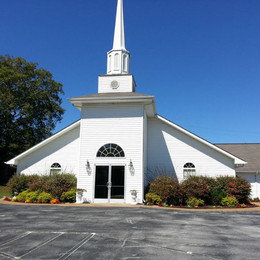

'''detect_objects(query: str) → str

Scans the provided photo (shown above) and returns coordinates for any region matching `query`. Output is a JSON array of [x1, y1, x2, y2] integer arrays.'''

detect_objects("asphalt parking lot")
[[0, 204, 259, 260]]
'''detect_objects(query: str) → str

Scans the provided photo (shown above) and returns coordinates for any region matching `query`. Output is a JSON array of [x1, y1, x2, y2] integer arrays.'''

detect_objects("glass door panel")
[[111, 166, 125, 199], [95, 166, 109, 199]]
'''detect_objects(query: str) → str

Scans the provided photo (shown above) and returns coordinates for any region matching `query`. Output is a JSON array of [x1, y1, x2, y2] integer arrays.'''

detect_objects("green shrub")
[[181, 176, 211, 203], [197, 176, 217, 190], [27, 175, 47, 192], [38, 192, 53, 203], [145, 193, 162, 205], [7, 173, 77, 200], [0, 185, 11, 198], [186, 197, 204, 207], [215, 176, 235, 191], [16, 190, 30, 202], [210, 189, 227, 206], [7, 174, 45, 195], [165, 181, 185, 205], [60, 189, 76, 203], [43, 173, 77, 199], [7, 174, 30, 195], [221, 196, 238, 207], [148, 176, 183, 204], [25, 191, 40, 202]]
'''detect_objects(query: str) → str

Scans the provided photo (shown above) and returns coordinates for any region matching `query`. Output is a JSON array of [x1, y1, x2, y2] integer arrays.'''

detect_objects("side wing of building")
[[146, 116, 240, 183], [6, 121, 80, 176]]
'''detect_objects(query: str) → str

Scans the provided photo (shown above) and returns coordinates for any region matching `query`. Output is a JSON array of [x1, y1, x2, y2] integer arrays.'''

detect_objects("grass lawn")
[[0, 186, 11, 198]]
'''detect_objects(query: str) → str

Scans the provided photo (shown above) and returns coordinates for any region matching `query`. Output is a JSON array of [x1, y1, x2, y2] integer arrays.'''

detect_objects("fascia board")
[[157, 115, 247, 165], [69, 96, 156, 114], [6, 120, 80, 165], [69, 96, 154, 104]]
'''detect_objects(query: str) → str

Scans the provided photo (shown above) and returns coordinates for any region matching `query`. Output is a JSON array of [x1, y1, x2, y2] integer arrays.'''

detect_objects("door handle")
[[106, 182, 112, 189]]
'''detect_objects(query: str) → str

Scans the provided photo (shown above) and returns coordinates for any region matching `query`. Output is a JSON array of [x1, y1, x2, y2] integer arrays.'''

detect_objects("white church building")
[[8, 0, 260, 204]]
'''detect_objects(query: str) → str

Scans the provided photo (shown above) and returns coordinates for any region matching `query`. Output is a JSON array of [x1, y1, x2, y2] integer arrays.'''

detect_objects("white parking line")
[[16, 232, 64, 259], [58, 233, 96, 260], [0, 232, 32, 248], [126, 218, 133, 224], [0, 250, 16, 259]]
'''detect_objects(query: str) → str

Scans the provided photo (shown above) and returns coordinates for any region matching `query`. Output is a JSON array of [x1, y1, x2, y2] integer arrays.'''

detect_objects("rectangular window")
[[183, 169, 196, 179], [50, 169, 61, 175]]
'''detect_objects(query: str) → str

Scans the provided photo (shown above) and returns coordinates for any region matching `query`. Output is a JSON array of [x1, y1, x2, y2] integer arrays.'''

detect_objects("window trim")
[[96, 143, 125, 158], [183, 162, 196, 179], [50, 162, 61, 175]]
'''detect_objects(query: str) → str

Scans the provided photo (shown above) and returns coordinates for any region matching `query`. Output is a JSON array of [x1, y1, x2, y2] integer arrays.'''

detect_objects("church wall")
[[16, 126, 80, 176], [143, 111, 148, 195], [147, 117, 235, 183], [237, 172, 260, 199], [78, 103, 144, 204]]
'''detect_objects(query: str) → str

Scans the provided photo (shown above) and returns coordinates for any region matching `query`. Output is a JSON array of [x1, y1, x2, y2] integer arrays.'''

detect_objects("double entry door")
[[94, 165, 125, 203]]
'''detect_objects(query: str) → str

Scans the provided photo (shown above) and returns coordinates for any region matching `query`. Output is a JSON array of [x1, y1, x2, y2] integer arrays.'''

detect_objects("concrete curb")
[[1, 199, 260, 212]]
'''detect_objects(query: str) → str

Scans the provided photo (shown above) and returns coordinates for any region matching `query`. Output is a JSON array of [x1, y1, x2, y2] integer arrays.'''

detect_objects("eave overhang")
[[157, 115, 247, 166], [6, 120, 80, 165], [69, 94, 156, 117]]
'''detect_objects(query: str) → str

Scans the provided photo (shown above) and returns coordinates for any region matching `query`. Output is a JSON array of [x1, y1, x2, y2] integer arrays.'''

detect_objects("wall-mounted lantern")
[[129, 160, 135, 175], [86, 160, 92, 175]]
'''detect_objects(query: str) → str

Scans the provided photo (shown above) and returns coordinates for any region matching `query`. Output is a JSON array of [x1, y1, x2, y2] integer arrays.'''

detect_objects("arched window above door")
[[96, 143, 125, 157]]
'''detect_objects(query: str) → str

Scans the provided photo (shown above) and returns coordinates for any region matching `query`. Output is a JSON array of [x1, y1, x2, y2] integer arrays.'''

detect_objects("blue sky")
[[1, 0, 260, 143]]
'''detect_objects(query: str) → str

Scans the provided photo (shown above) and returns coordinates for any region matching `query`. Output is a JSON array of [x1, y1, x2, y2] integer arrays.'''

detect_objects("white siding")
[[147, 117, 235, 183], [98, 75, 135, 93], [78, 104, 144, 204], [237, 172, 260, 199], [17, 126, 80, 176]]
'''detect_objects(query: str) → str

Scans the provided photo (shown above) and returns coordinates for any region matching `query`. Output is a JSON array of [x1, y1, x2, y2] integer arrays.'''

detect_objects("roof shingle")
[[215, 144, 260, 172]]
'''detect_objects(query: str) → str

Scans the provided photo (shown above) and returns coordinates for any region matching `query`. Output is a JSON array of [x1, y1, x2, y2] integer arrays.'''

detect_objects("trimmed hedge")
[[43, 174, 76, 199], [147, 175, 251, 206], [181, 176, 211, 204], [226, 178, 251, 203], [7, 173, 77, 200], [148, 176, 184, 205]]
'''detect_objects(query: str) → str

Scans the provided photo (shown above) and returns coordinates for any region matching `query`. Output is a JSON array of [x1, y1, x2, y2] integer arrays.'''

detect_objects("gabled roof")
[[157, 115, 247, 165], [216, 144, 260, 172], [6, 120, 80, 165], [6, 115, 248, 167]]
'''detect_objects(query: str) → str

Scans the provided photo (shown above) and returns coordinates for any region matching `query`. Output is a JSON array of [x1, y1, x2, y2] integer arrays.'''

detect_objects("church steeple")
[[99, 0, 135, 93], [107, 0, 130, 75]]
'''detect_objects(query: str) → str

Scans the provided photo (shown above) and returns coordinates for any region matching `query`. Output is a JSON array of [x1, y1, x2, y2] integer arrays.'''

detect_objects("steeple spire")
[[113, 0, 126, 50], [107, 0, 130, 75]]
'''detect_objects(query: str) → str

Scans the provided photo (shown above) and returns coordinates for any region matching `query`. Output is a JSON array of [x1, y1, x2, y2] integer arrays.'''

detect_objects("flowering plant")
[[3, 196, 11, 201], [50, 199, 60, 204]]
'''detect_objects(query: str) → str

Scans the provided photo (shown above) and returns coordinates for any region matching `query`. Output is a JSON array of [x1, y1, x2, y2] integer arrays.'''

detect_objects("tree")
[[0, 55, 65, 167]]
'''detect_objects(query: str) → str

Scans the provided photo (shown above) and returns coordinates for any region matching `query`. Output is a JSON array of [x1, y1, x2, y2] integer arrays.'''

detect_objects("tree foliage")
[[0, 55, 64, 163]]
